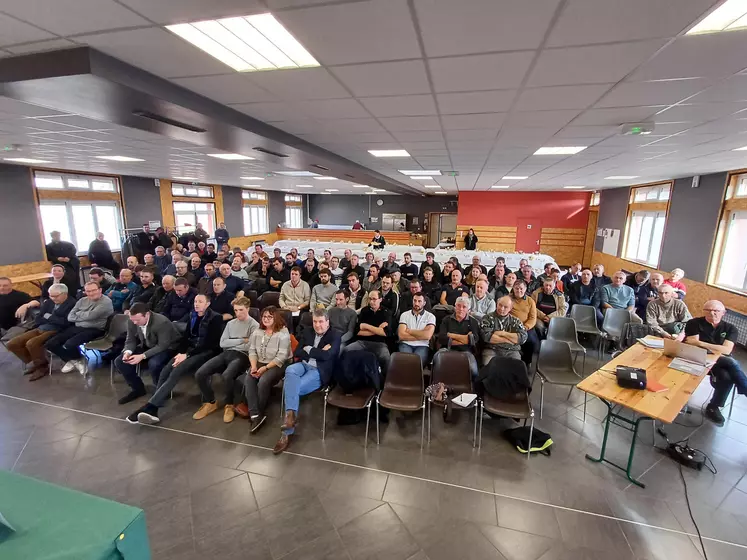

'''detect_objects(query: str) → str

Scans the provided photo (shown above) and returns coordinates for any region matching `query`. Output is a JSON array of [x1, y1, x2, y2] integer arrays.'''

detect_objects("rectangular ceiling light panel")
[[534, 146, 587, 155], [687, 0, 747, 34], [166, 13, 319, 72]]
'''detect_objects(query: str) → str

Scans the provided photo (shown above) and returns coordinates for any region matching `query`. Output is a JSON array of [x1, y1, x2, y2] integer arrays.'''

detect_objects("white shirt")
[[398, 309, 436, 347]]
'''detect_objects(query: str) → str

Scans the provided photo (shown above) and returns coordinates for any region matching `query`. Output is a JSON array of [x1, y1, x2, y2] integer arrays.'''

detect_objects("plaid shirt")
[[479, 313, 528, 353]]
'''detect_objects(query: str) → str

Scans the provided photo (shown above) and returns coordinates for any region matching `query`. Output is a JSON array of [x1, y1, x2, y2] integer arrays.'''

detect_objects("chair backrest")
[[537, 339, 576, 373], [383, 352, 424, 393], [547, 316, 580, 346], [431, 351, 472, 394], [107, 314, 131, 340], [249, 307, 260, 323], [602, 308, 630, 339], [245, 290, 258, 306], [278, 309, 293, 330], [258, 291, 280, 309], [570, 304, 600, 333]]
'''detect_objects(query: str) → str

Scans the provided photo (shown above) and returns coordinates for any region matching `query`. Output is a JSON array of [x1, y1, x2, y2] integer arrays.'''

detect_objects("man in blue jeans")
[[685, 300, 747, 426], [274, 308, 341, 454], [397, 293, 436, 366]]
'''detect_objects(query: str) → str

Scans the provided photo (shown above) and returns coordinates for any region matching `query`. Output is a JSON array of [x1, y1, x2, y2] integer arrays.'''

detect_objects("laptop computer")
[[662, 339, 708, 375]]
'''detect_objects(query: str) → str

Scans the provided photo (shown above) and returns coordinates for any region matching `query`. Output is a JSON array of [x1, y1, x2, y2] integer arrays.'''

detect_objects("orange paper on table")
[[646, 378, 668, 393]]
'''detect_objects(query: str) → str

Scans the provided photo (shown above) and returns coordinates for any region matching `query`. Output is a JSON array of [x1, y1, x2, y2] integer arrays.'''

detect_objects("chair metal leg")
[[364, 401, 371, 448], [566, 386, 574, 400], [583, 392, 587, 423], [729, 387, 737, 419], [478, 401, 484, 450], [48, 352, 53, 376], [280, 384, 285, 419], [376, 396, 380, 445], [427, 399, 431, 443], [110, 361, 114, 385], [581, 352, 586, 377], [539, 380, 545, 419], [472, 404, 478, 448], [420, 401, 425, 450], [322, 393, 327, 440], [527, 413, 535, 460]]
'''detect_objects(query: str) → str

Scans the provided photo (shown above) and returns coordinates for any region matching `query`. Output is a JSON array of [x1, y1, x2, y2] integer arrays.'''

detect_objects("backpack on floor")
[[503, 427, 553, 456]]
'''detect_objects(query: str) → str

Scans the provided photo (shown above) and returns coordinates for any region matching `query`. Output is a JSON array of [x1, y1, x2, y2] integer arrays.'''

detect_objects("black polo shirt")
[[438, 314, 479, 349], [400, 263, 419, 281], [684, 317, 738, 346], [268, 268, 290, 292], [441, 283, 469, 305], [356, 306, 391, 343]]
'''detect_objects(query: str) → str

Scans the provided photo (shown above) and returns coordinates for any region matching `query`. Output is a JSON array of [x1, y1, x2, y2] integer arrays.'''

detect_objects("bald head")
[[650, 273, 664, 288], [703, 300, 726, 326], [657, 283, 675, 303], [496, 296, 513, 316]]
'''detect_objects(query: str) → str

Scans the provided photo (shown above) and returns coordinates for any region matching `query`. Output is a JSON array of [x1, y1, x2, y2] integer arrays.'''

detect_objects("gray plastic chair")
[[535, 339, 586, 421], [570, 304, 604, 362], [84, 314, 130, 383], [547, 317, 586, 375], [601, 308, 631, 356]]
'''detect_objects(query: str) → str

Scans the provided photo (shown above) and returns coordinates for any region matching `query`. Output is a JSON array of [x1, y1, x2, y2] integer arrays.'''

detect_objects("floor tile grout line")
[[10, 425, 36, 472], [3, 392, 747, 551]]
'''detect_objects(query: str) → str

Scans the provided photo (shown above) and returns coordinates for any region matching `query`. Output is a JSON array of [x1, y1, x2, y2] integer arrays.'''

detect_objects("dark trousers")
[[149, 351, 214, 408], [344, 340, 390, 376], [710, 356, 747, 408], [114, 349, 174, 392], [45, 326, 104, 362], [241, 362, 285, 416], [194, 350, 250, 404], [521, 328, 539, 365]]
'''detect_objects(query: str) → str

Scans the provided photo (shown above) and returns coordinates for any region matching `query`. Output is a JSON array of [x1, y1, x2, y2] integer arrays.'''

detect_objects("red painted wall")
[[457, 191, 591, 228]]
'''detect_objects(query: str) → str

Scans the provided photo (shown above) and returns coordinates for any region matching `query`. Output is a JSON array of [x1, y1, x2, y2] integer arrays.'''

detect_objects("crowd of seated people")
[[2, 240, 745, 451]]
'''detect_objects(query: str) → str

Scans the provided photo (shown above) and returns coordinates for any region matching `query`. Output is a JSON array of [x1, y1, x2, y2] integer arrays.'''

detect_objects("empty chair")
[[322, 386, 377, 447], [278, 309, 293, 331], [535, 339, 585, 421], [428, 351, 475, 444], [245, 289, 258, 306], [547, 317, 587, 375], [570, 305, 604, 362], [601, 308, 631, 356], [476, 357, 534, 455], [249, 307, 260, 323], [377, 352, 425, 447], [83, 314, 130, 383], [257, 291, 280, 310]]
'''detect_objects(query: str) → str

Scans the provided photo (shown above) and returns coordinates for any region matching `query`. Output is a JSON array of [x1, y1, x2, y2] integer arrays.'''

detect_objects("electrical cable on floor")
[[678, 462, 708, 560]]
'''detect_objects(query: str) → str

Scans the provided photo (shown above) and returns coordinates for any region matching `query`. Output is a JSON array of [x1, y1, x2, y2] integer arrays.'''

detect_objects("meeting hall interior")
[[4, 1, 747, 559]]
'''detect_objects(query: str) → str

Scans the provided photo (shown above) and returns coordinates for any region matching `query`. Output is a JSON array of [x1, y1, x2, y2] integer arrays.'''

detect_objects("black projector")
[[615, 366, 647, 389]]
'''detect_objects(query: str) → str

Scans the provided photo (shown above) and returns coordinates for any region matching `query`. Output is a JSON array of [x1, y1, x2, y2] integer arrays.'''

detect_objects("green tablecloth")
[[0, 470, 150, 559]]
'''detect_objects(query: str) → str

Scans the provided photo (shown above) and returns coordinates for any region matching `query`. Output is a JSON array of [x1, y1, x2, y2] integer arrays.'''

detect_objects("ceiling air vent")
[[132, 110, 206, 133], [310, 164, 330, 171], [253, 147, 289, 158]]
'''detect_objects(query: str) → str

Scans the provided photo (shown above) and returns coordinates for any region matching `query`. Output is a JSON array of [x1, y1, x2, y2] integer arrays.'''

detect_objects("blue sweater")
[[596, 284, 635, 309]]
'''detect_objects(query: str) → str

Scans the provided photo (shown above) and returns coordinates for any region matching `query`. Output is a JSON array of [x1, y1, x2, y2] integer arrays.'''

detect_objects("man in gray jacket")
[[45, 281, 114, 375], [310, 269, 337, 310], [114, 302, 180, 405], [329, 289, 357, 346], [193, 296, 259, 423]]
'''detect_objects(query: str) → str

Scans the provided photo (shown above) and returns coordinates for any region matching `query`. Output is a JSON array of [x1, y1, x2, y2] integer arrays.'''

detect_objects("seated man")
[[480, 296, 527, 364], [397, 293, 436, 366], [591, 264, 612, 291], [345, 272, 368, 313], [440, 261, 455, 286], [45, 281, 113, 375], [382, 252, 400, 275], [127, 293, 223, 425], [400, 252, 419, 282], [174, 261, 197, 288], [310, 269, 337, 310], [469, 278, 495, 320], [274, 308, 341, 454], [363, 264, 382, 293], [209, 276, 235, 321], [436, 268, 468, 311], [561, 262, 582, 287], [626, 269, 651, 319], [494, 271, 517, 299], [301, 258, 318, 284], [163, 251, 182, 276], [189, 254, 204, 279], [569, 268, 602, 323], [531, 278, 569, 337], [88, 267, 114, 293], [149, 275, 175, 314], [436, 296, 480, 378], [685, 300, 747, 426], [470, 255, 488, 276], [280, 266, 311, 314], [123, 267, 157, 312], [399, 278, 431, 314], [419, 252, 441, 280], [647, 272, 664, 302], [420, 267, 441, 305], [0, 277, 32, 334], [390, 270, 408, 295], [7, 283, 75, 380], [596, 271, 642, 324], [344, 290, 391, 375], [536, 262, 555, 283], [645, 284, 692, 340], [193, 297, 259, 423], [339, 248, 352, 270], [341, 253, 365, 286], [329, 256, 345, 286], [114, 303, 180, 404], [379, 274, 399, 316], [664, 268, 687, 299], [41, 264, 78, 299], [162, 278, 196, 322], [268, 258, 290, 292], [328, 289, 357, 345], [214, 263, 245, 296], [154, 246, 170, 273], [197, 263, 217, 295]]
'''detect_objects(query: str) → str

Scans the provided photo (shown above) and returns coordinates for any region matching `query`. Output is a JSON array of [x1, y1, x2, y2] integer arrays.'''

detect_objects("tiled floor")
[[1, 343, 747, 560]]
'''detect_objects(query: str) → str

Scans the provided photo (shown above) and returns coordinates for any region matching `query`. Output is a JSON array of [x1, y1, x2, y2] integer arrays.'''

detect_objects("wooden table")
[[9, 272, 52, 290], [577, 343, 713, 487]]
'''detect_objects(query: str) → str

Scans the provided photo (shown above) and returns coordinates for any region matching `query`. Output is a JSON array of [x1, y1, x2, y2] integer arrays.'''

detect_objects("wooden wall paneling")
[[229, 233, 279, 249], [276, 228, 413, 245], [456, 225, 517, 249], [0, 261, 54, 296], [583, 209, 598, 268], [159, 179, 175, 228], [213, 184, 225, 224], [539, 227, 586, 266], [36, 190, 121, 202]]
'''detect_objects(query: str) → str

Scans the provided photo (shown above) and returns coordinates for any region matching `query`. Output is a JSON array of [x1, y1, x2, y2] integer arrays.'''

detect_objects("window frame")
[[621, 181, 672, 268], [39, 200, 124, 254], [708, 170, 747, 295], [34, 171, 118, 193], [171, 183, 214, 198], [241, 189, 269, 235], [172, 201, 217, 236], [590, 192, 600, 207]]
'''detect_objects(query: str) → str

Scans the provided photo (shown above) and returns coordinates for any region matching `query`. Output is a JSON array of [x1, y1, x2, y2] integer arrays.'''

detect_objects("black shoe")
[[137, 404, 160, 425], [704, 405, 725, 427], [126, 403, 157, 425], [249, 415, 267, 434], [118, 387, 146, 405]]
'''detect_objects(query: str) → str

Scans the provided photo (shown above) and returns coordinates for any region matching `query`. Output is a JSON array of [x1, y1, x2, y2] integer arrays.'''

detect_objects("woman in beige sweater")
[[236, 305, 291, 433], [510, 280, 539, 366]]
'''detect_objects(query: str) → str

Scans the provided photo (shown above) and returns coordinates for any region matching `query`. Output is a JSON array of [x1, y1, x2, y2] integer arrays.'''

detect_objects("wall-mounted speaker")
[[692, 175, 700, 188]]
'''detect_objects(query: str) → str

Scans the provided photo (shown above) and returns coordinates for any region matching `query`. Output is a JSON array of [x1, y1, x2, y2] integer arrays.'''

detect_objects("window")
[[171, 184, 213, 198], [243, 205, 269, 235], [709, 172, 747, 294], [590, 192, 600, 207], [35, 171, 117, 192], [242, 190, 266, 200], [173, 202, 216, 235], [284, 194, 302, 202], [285, 206, 302, 228], [621, 181, 671, 267], [39, 201, 123, 251]]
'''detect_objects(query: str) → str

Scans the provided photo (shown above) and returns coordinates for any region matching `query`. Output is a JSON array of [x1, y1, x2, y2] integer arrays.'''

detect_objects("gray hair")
[[49, 283, 68, 295], [455, 295, 471, 309], [312, 308, 329, 320]]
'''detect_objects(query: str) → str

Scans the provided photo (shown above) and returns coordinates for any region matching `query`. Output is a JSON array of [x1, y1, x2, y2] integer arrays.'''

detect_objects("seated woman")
[[235, 306, 292, 432], [510, 280, 538, 366], [464, 265, 481, 292]]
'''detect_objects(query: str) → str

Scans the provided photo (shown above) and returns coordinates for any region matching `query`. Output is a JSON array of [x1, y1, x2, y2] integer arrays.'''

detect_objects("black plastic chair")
[[258, 291, 280, 310], [428, 351, 475, 444], [377, 352, 425, 448]]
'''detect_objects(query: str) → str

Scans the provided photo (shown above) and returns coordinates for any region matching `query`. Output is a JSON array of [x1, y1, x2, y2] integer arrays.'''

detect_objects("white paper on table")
[[452, 393, 477, 408], [637, 336, 664, 349]]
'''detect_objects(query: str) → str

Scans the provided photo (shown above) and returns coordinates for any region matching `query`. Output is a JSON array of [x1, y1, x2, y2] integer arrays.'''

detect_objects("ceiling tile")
[[596, 78, 710, 108], [0, 12, 55, 46], [295, 99, 370, 119], [506, 109, 580, 129], [231, 102, 308, 121], [430, 52, 534, 92], [391, 130, 444, 142], [320, 118, 384, 133], [436, 90, 516, 115], [441, 113, 505, 130], [1, 0, 150, 36], [689, 75, 747, 103], [276, 0, 420, 65], [515, 84, 613, 111], [630, 32, 747, 81], [77, 27, 231, 78], [118, 0, 265, 24], [445, 129, 498, 141], [248, 67, 349, 100], [4, 39, 77, 54], [172, 74, 275, 104], [654, 102, 747, 123], [572, 105, 664, 126], [547, 0, 719, 47], [331, 61, 431, 97], [379, 116, 442, 131], [359, 95, 437, 117], [414, 0, 560, 57], [527, 40, 667, 87]]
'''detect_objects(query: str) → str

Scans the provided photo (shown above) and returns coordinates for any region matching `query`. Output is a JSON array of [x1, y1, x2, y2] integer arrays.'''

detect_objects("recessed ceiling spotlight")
[[502, 176, 528, 180], [352, 184, 370, 188], [563, 186, 586, 189], [166, 13, 319, 72], [687, 0, 747, 35], [95, 155, 145, 162], [241, 176, 264, 180], [368, 149, 410, 157], [207, 153, 254, 160], [399, 169, 442, 176], [3, 157, 52, 164], [491, 185, 510, 189], [534, 146, 587, 155], [424, 185, 442, 189], [324, 188, 339, 192], [604, 175, 639, 179]]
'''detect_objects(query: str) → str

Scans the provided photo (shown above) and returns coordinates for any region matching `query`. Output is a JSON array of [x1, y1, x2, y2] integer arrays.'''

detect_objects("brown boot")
[[28, 368, 49, 382], [281, 410, 296, 430], [273, 433, 291, 454]]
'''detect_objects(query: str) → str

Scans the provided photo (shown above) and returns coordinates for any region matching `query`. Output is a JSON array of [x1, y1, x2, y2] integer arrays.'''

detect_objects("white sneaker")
[[61, 361, 76, 373], [73, 360, 87, 375]]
